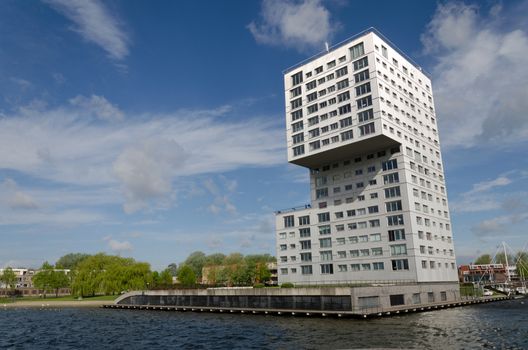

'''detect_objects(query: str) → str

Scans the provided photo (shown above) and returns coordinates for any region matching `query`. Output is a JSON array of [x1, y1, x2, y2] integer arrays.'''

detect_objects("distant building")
[[458, 264, 518, 284], [0, 268, 71, 297]]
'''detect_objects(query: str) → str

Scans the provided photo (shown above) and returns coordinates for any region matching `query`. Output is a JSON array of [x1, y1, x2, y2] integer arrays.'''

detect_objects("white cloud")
[[422, 2, 528, 149], [113, 139, 187, 213], [248, 0, 339, 52], [1, 179, 39, 210], [450, 175, 514, 213], [45, 0, 130, 60], [104, 237, 133, 252], [0, 96, 284, 215], [204, 177, 238, 216], [70, 95, 124, 122]]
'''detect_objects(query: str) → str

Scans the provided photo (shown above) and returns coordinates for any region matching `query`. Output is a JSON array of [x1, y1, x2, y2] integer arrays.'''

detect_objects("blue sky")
[[1, 0, 527, 270]]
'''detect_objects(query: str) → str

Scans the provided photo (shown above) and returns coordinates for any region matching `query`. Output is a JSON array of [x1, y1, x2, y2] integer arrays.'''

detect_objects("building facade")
[[275, 29, 458, 287]]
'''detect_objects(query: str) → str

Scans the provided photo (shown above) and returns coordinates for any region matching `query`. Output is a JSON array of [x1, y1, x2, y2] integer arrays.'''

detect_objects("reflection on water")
[[0, 299, 526, 349]]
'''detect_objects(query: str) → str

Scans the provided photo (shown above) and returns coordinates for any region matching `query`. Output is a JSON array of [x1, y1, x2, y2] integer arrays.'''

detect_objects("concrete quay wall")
[[115, 282, 462, 314]]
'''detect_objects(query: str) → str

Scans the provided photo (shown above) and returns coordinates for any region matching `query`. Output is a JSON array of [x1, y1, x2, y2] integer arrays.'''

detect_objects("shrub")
[[280, 282, 294, 288]]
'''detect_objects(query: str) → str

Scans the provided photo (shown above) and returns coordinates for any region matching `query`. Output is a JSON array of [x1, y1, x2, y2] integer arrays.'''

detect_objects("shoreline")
[[1, 300, 113, 308]]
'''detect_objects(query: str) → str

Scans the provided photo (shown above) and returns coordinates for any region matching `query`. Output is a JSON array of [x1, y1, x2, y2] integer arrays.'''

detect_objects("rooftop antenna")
[[325, 42, 329, 52]]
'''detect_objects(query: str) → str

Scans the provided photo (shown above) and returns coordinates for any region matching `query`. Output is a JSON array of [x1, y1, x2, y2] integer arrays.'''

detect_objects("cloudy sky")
[[1, 0, 527, 270]]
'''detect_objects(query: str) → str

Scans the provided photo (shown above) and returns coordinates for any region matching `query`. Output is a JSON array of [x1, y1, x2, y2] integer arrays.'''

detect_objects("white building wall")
[[276, 29, 457, 286]]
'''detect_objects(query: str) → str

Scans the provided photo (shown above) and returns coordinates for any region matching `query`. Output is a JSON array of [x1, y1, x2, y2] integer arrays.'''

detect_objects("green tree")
[[495, 252, 514, 265], [177, 265, 196, 287], [166, 263, 178, 277], [515, 252, 528, 279], [71, 253, 152, 297], [159, 269, 173, 286], [474, 254, 492, 264], [55, 253, 90, 269], [183, 251, 206, 279], [33, 262, 70, 297], [0, 267, 17, 290], [205, 253, 226, 266]]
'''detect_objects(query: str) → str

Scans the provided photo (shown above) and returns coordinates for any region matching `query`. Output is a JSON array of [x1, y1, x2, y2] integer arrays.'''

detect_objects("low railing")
[[275, 204, 311, 215], [291, 279, 418, 288]]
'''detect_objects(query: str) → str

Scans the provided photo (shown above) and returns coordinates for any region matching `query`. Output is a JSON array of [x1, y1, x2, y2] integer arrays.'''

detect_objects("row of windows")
[[289, 259, 406, 276]]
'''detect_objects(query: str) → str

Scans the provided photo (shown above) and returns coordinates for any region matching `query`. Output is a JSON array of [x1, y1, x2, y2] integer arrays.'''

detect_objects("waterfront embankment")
[[2, 300, 112, 308]]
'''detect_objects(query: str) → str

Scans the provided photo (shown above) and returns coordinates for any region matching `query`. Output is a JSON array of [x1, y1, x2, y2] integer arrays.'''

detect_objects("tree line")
[[176, 251, 276, 287]]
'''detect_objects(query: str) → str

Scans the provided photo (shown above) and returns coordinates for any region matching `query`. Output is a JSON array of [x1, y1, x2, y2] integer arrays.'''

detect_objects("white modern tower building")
[[275, 28, 458, 293]]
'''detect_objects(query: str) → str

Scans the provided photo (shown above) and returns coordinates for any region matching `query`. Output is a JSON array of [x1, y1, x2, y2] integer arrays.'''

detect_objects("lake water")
[[1, 298, 526, 349]]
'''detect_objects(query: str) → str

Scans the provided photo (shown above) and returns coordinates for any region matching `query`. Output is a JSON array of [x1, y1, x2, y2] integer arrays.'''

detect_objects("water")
[[0, 299, 526, 349]]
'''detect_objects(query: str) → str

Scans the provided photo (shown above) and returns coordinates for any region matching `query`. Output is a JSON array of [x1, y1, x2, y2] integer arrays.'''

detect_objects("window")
[[321, 264, 334, 274], [306, 80, 316, 90], [320, 250, 333, 261], [292, 71, 303, 86], [336, 79, 349, 90], [337, 237, 345, 245], [292, 133, 304, 144], [359, 235, 368, 242], [337, 91, 350, 102], [381, 45, 388, 58], [280, 244, 287, 251], [382, 159, 398, 171], [336, 66, 348, 78], [355, 82, 371, 96], [371, 248, 383, 256], [386, 200, 402, 212], [358, 109, 374, 123], [308, 116, 319, 126], [316, 188, 328, 199], [388, 229, 405, 241], [341, 130, 353, 141], [383, 172, 399, 184], [387, 215, 404, 226], [307, 104, 318, 114], [350, 264, 360, 271], [318, 212, 330, 222], [356, 96, 372, 109], [350, 42, 364, 59], [301, 265, 313, 275], [368, 206, 379, 214], [361, 263, 371, 270], [339, 104, 351, 115], [385, 186, 401, 198], [370, 233, 381, 242], [353, 56, 368, 70], [284, 215, 294, 227], [299, 228, 310, 238], [319, 238, 332, 248], [315, 66, 323, 74], [291, 109, 303, 121], [338, 264, 347, 272], [354, 70, 370, 83], [390, 294, 405, 306], [392, 259, 409, 270], [309, 141, 320, 150], [307, 92, 317, 102], [339, 117, 352, 128], [290, 86, 301, 98], [300, 240, 311, 250], [390, 244, 407, 255], [369, 219, 380, 227], [359, 123, 375, 136], [300, 252, 312, 262], [360, 249, 370, 256], [291, 98, 302, 109], [293, 145, 305, 156], [298, 215, 310, 226], [373, 262, 384, 270], [292, 121, 303, 132]]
